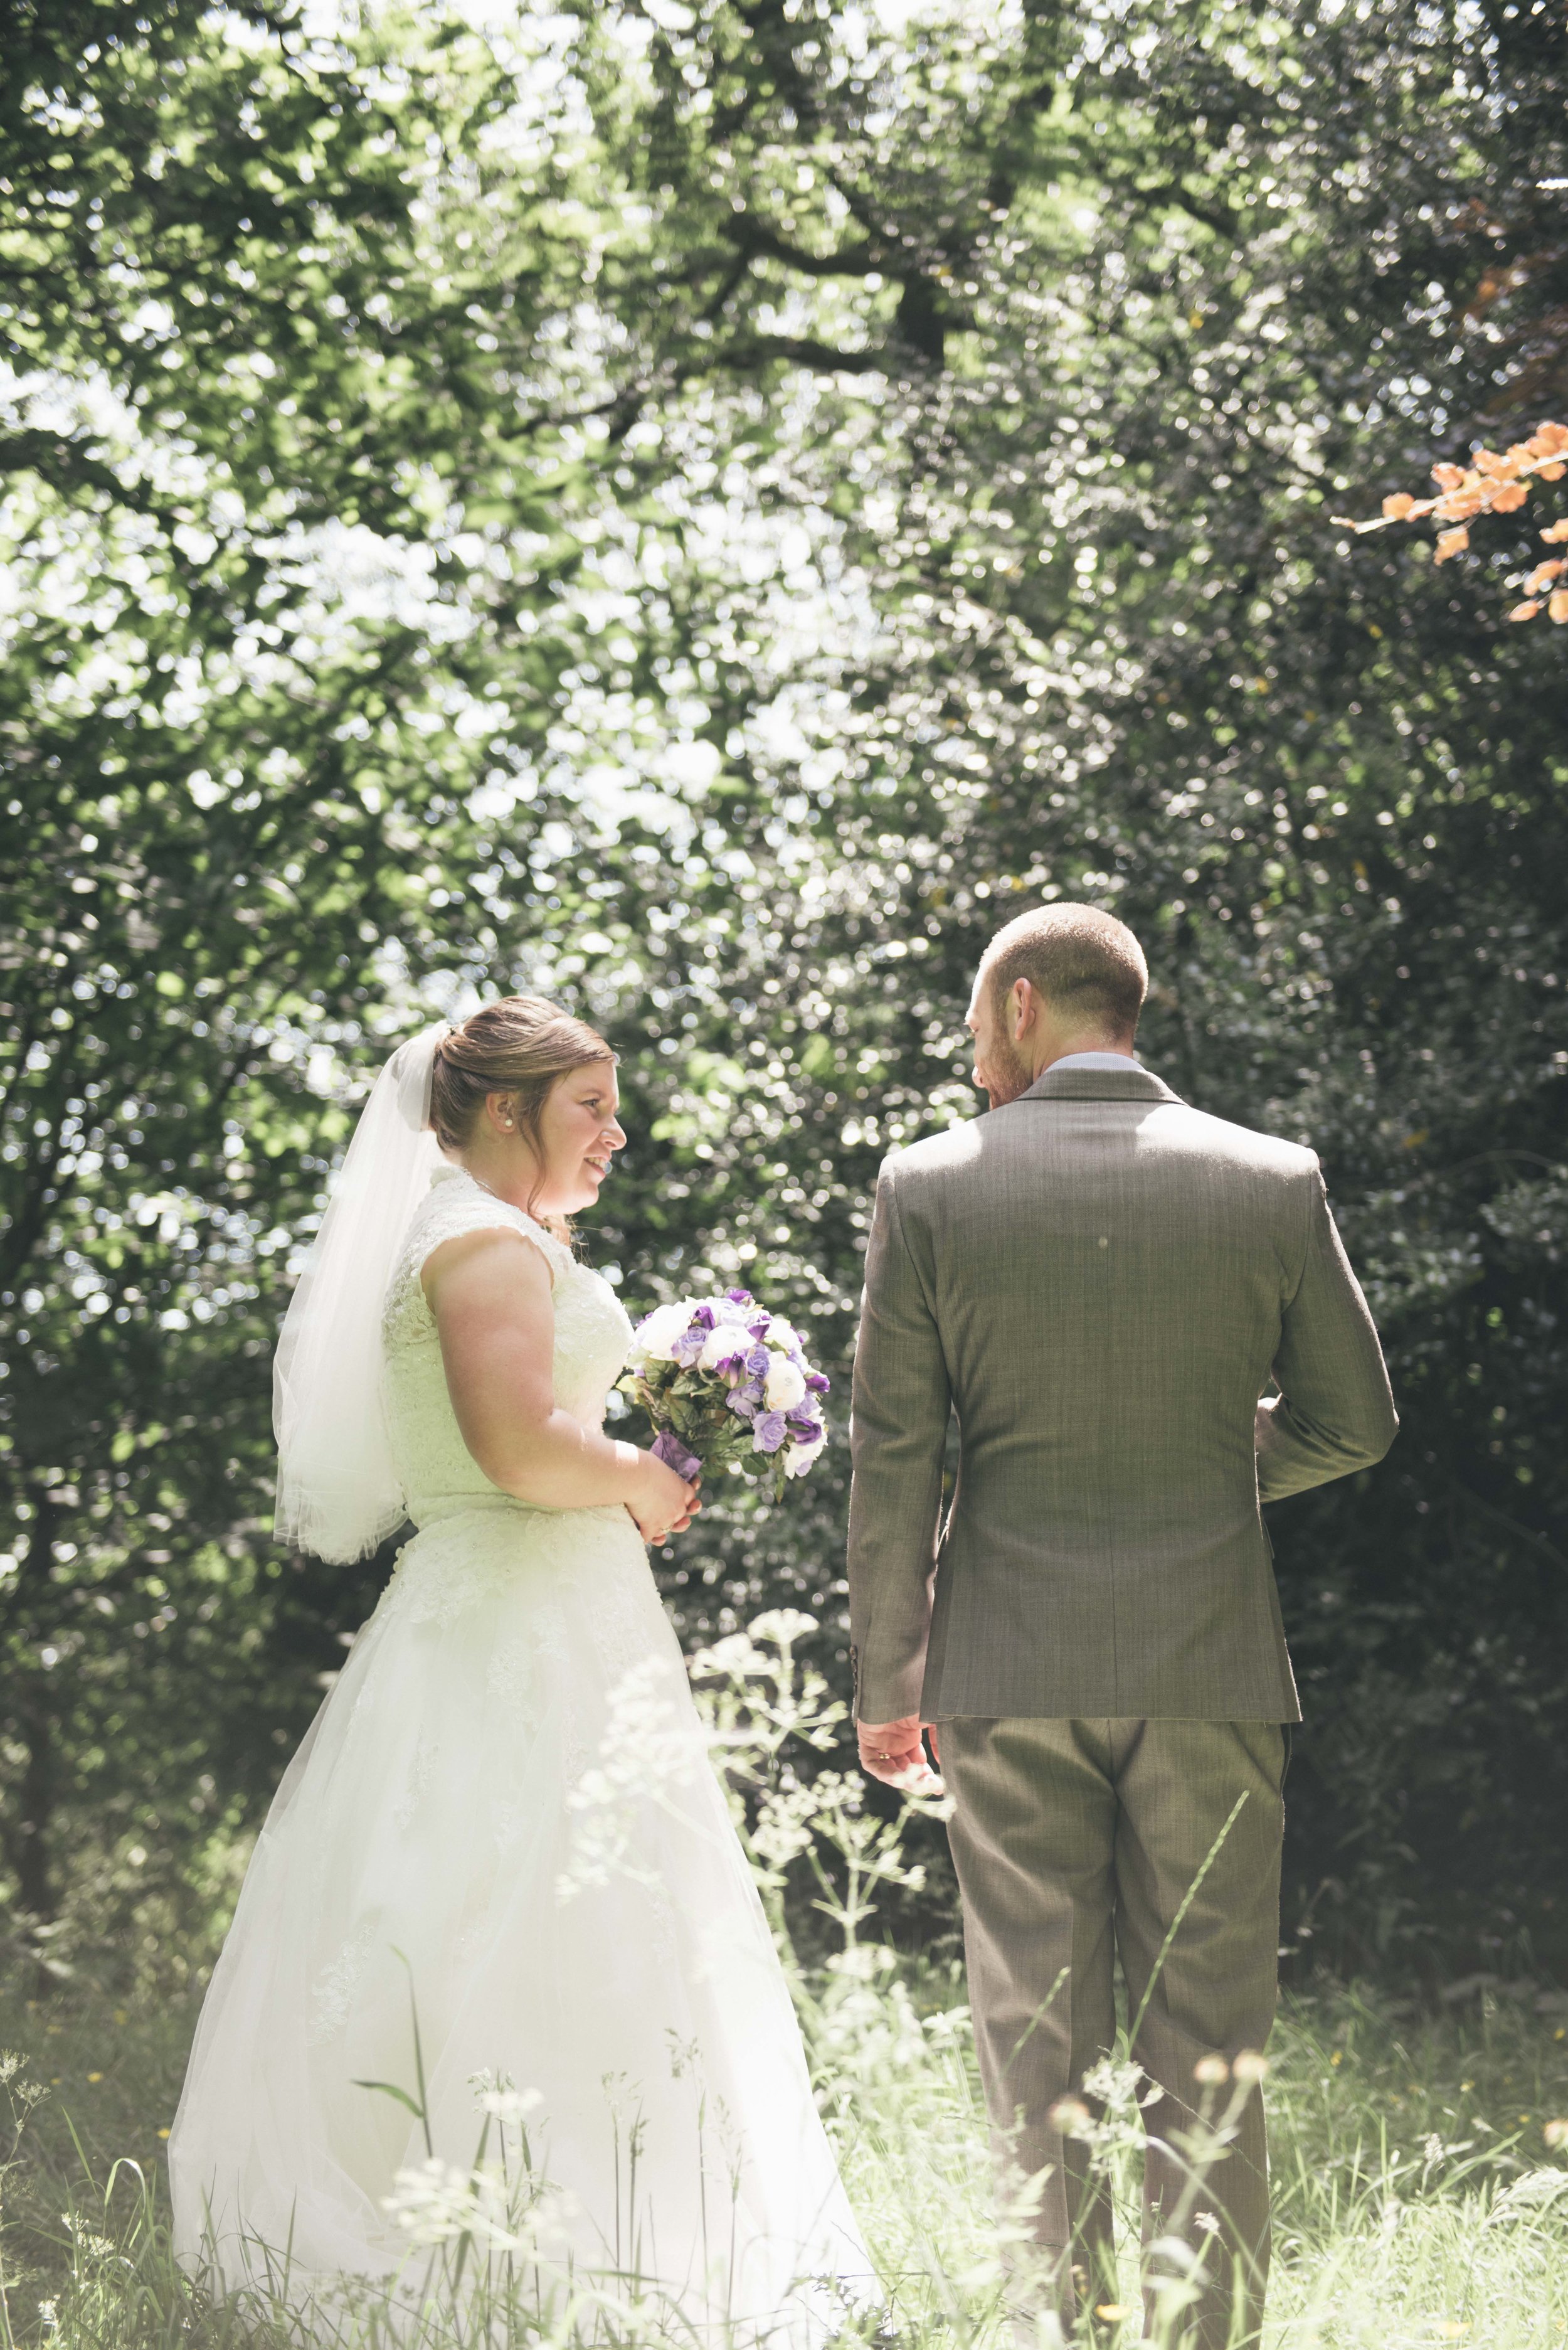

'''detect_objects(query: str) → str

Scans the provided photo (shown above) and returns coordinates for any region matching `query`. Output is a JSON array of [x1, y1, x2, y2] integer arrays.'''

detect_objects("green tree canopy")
[[3, 0, 1565, 1980]]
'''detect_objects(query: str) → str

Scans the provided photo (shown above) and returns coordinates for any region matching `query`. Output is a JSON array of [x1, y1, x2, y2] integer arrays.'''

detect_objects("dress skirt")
[[169, 1499, 871, 2339]]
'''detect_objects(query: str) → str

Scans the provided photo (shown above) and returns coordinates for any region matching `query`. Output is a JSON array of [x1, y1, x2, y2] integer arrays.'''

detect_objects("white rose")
[[699, 1324, 748, 1372], [784, 1434, 825, 1479], [635, 1302, 693, 1363], [765, 1316, 802, 1355], [763, 1352, 807, 1412]]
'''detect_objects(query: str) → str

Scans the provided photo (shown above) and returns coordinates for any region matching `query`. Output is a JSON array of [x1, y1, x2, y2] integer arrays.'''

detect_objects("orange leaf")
[[1507, 600, 1542, 622], [1434, 487, 1485, 519], [1550, 588, 1568, 623], [1490, 480, 1529, 513], [1524, 560, 1564, 592], [1475, 448, 1514, 476], [1527, 422, 1568, 456], [1431, 462, 1467, 490], [1434, 526, 1470, 562], [1539, 462, 1565, 482], [1540, 519, 1568, 542], [1381, 492, 1416, 520]]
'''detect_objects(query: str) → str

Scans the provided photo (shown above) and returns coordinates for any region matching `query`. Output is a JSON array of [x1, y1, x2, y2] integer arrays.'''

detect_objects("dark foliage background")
[[1, 0, 1565, 1987]]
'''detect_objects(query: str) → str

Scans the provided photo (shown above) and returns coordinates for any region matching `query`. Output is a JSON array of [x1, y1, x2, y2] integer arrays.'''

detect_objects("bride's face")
[[518, 1061, 625, 1217]]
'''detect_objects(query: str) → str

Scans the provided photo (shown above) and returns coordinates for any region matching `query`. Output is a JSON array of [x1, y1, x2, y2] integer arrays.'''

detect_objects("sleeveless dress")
[[169, 1164, 871, 2334]]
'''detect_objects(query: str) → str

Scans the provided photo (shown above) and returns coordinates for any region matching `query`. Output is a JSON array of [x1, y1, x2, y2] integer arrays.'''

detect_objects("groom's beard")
[[983, 1033, 1034, 1109]]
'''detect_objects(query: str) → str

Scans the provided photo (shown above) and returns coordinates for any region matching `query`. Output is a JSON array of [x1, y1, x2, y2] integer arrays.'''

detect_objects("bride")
[[169, 996, 872, 2334]]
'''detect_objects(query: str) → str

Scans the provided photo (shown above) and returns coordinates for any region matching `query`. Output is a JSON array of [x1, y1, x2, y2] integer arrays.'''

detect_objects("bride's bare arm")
[[424, 1231, 696, 1533]]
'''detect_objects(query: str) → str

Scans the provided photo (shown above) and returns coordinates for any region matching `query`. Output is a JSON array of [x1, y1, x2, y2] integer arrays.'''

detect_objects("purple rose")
[[785, 1411, 822, 1445], [652, 1430, 702, 1480], [744, 1344, 771, 1380], [805, 1371, 830, 1396], [726, 1389, 758, 1422], [725, 1287, 754, 1306], [667, 1325, 709, 1372], [751, 1410, 788, 1456]]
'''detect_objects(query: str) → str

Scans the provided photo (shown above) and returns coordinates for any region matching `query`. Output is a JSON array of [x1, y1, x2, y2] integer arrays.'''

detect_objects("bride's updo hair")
[[429, 996, 615, 1157]]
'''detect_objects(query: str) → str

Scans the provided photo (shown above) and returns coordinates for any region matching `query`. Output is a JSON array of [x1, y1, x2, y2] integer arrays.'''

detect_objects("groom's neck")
[[988, 1028, 1137, 1109], [1030, 1029, 1138, 1081]]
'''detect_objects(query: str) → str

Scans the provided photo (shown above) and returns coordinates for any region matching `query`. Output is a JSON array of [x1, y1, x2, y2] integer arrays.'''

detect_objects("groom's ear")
[[1009, 977, 1039, 1040]]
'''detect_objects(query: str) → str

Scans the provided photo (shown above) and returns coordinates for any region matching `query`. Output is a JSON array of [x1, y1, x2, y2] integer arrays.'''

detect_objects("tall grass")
[[2, 1615, 1565, 2348]]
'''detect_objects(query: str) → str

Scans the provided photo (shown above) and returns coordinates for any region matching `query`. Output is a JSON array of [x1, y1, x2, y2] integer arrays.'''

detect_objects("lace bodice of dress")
[[381, 1164, 634, 1529]]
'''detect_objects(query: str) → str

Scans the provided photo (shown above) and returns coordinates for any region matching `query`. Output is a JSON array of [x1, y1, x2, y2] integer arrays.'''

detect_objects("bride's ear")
[[484, 1089, 519, 1135]]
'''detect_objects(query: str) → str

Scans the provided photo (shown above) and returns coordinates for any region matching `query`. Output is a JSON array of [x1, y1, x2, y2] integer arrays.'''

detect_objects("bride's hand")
[[628, 1452, 701, 1546]]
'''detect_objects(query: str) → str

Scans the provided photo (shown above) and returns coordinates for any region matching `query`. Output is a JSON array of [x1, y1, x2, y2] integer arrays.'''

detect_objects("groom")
[[847, 905, 1396, 2347]]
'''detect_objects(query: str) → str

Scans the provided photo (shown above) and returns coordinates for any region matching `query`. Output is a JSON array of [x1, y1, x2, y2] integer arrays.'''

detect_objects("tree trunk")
[[1, 1487, 60, 1932]]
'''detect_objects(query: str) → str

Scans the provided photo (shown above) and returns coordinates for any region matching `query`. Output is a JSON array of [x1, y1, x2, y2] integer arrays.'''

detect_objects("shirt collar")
[[1047, 1051, 1143, 1074]]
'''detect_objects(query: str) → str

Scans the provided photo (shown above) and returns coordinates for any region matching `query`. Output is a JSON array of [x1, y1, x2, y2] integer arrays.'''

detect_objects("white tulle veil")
[[272, 1023, 447, 1563]]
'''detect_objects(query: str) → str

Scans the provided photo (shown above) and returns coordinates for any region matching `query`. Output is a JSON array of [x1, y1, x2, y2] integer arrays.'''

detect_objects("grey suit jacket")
[[846, 1065, 1397, 1725]]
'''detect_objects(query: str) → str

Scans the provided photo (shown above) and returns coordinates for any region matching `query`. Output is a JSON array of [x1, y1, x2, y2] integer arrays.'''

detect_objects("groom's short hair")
[[982, 904, 1148, 1035]]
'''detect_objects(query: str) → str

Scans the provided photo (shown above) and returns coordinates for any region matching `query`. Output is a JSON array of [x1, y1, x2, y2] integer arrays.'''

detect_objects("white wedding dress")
[[169, 1164, 871, 2335]]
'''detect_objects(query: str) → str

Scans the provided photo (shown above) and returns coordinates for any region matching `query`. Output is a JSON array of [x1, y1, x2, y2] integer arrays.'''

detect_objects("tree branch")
[[689, 334, 902, 380], [724, 219, 884, 281], [1123, 176, 1242, 245], [701, 246, 757, 322], [1448, 1475, 1568, 1573]]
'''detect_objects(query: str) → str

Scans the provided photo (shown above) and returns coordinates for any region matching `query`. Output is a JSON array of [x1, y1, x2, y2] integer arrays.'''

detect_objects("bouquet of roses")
[[620, 1289, 829, 1504]]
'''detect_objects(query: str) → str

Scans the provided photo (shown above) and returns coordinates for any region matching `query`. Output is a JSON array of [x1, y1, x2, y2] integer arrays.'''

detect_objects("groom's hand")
[[857, 1716, 943, 1794]]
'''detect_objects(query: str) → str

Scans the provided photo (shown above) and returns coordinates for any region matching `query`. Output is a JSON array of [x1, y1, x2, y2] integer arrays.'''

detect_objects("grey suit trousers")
[[943, 1717, 1286, 2349]]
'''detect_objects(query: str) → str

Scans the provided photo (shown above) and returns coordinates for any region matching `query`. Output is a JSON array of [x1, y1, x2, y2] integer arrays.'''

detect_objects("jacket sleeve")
[[847, 1162, 951, 1724], [1256, 1162, 1397, 1501]]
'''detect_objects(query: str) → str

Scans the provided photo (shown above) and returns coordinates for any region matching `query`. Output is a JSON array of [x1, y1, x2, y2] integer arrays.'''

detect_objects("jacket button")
[[1098, 1235, 1109, 1248]]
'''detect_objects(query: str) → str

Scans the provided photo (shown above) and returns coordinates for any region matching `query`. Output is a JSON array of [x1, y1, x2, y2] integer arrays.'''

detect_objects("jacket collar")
[[1016, 1062, 1185, 1108]]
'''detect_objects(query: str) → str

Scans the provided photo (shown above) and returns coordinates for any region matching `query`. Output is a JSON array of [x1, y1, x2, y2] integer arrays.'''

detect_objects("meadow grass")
[[1, 1620, 1564, 2349], [4, 1943, 1565, 2349]]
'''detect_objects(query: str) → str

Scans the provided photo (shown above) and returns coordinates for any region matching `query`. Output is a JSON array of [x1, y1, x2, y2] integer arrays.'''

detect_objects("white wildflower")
[[748, 1609, 819, 1646], [477, 2083, 543, 2125], [383, 2157, 497, 2246], [383, 2157, 578, 2255], [558, 1658, 706, 1900], [690, 1631, 765, 1679]]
